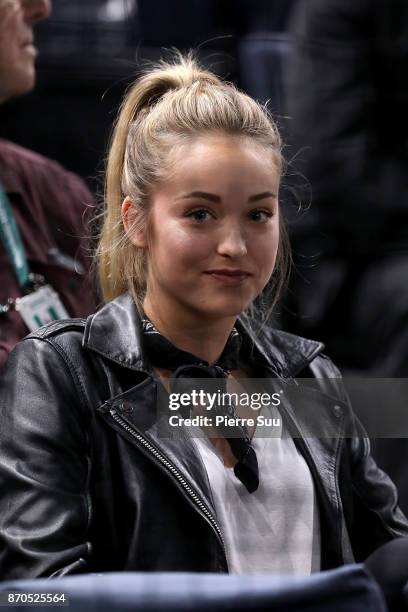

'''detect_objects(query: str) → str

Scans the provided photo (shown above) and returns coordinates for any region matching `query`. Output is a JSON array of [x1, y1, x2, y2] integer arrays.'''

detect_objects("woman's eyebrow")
[[179, 190, 277, 203], [180, 191, 221, 203], [248, 191, 277, 202]]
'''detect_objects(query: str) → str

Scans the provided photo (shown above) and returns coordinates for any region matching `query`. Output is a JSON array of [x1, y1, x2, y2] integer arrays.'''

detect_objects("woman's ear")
[[121, 196, 147, 248]]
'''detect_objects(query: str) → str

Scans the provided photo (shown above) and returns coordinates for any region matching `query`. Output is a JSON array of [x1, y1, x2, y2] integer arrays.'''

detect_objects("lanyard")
[[0, 184, 31, 289]]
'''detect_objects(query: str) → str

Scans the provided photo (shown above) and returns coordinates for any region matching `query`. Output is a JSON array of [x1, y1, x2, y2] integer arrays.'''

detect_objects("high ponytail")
[[98, 52, 222, 302], [97, 51, 287, 317]]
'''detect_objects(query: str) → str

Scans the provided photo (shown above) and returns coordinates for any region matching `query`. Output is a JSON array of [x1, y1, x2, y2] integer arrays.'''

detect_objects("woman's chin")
[[194, 298, 252, 320]]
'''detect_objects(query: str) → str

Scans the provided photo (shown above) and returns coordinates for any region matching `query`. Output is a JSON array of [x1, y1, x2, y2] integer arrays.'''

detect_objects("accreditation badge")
[[15, 285, 69, 332]]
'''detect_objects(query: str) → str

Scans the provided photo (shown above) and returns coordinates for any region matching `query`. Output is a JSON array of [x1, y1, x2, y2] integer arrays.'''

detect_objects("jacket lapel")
[[278, 381, 346, 491], [97, 374, 217, 520], [275, 380, 348, 566]]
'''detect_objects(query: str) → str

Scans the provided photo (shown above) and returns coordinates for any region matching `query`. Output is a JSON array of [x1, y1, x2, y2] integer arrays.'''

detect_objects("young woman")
[[0, 54, 407, 580]]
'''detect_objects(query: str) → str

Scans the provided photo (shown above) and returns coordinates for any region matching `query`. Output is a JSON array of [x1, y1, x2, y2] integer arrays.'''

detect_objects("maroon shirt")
[[0, 139, 98, 369]]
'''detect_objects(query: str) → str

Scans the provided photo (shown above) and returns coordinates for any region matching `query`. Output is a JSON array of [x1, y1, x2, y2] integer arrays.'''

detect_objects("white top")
[[193, 406, 321, 575]]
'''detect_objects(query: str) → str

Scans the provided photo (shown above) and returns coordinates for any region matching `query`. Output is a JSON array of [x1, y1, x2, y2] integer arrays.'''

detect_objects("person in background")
[[0, 0, 97, 368], [285, 0, 408, 375], [284, 0, 408, 516]]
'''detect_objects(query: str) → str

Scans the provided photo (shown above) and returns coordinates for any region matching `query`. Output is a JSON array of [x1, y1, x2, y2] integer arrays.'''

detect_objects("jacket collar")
[[83, 292, 324, 378]]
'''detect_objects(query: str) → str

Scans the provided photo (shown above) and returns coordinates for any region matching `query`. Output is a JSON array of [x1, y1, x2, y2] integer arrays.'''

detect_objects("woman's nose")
[[216, 223, 248, 258]]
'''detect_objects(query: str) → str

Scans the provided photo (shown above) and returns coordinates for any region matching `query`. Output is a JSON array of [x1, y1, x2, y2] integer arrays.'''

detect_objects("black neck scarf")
[[141, 316, 259, 493]]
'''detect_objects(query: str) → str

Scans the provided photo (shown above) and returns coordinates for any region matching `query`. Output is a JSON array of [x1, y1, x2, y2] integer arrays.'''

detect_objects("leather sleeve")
[[0, 337, 92, 579], [346, 417, 408, 560], [309, 354, 408, 559]]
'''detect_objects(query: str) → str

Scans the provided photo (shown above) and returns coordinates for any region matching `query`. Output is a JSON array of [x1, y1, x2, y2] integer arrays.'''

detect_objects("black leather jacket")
[[1, 292, 407, 579]]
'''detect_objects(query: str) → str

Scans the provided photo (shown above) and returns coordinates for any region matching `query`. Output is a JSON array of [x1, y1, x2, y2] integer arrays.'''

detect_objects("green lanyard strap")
[[0, 184, 31, 289]]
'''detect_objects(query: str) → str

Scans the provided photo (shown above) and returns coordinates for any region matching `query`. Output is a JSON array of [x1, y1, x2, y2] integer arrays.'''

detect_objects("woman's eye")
[[186, 209, 213, 222], [249, 209, 273, 222]]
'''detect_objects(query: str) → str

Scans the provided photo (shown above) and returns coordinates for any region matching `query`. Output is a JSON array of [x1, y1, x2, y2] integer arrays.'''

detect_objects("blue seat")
[[0, 565, 386, 612]]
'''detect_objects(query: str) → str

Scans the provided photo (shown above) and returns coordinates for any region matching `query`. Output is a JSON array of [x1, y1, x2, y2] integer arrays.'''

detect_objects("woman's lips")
[[204, 270, 252, 286]]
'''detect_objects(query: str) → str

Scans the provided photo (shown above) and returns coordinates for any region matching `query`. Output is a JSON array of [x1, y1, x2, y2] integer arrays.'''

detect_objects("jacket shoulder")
[[250, 322, 346, 402], [26, 318, 87, 341], [22, 319, 89, 368], [29, 318, 87, 337], [267, 327, 345, 393], [248, 320, 325, 378], [0, 138, 93, 201], [264, 326, 324, 362], [0, 139, 82, 183], [0, 138, 54, 167], [5, 317, 102, 413]]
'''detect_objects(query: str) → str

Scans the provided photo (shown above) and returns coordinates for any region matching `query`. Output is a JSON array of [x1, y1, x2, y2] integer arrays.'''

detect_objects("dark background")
[[0, 0, 298, 194]]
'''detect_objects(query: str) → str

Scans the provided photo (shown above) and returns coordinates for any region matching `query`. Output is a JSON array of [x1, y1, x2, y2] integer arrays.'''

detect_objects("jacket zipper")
[[105, 406, 228, 571]]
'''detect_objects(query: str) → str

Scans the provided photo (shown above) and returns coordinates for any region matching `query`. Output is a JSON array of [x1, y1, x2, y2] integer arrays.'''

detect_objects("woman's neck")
[[142, 298, 237, 365]]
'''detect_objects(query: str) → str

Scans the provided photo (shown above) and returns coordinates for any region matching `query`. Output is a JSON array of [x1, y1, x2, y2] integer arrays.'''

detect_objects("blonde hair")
[[98, 52, 290, 320]]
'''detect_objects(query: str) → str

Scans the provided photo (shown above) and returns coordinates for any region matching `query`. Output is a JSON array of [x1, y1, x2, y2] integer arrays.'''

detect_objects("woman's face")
[[131, 133, 281, 322]]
